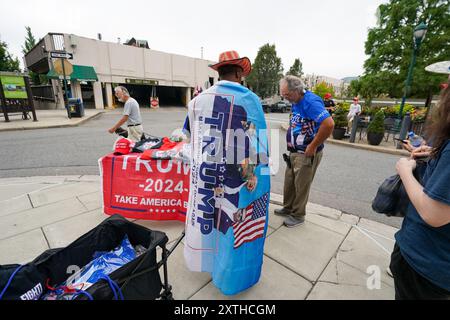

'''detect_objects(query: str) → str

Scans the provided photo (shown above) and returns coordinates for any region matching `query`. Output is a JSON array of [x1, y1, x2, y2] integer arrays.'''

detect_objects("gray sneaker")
[[284, 215, 305, 228], [274, 208, 291, 216]]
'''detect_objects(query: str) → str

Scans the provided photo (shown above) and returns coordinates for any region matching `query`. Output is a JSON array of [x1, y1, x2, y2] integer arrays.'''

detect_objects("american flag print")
[[232, 193, 269, 249]]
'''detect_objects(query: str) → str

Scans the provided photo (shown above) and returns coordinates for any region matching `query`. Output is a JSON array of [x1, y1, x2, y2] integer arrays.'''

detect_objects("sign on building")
[[50, 51, 73, 59], [125, 78, 159, 86]]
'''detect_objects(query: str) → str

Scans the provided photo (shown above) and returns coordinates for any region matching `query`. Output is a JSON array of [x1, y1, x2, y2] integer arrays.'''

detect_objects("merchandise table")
[[99, 153, 190, 222]]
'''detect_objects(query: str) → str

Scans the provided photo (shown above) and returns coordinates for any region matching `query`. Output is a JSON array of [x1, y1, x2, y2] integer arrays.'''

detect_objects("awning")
[[47, 65, 98, 81], [425, 61, 450, 74]]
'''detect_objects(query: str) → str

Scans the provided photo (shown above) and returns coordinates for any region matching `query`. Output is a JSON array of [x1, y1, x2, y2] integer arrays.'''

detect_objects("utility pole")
[[60, 57, 70, 118], [396, 22, 427, 149]]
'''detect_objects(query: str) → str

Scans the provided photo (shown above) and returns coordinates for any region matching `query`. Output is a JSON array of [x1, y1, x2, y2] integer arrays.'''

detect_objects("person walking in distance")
[[108, 86, 144, 142]]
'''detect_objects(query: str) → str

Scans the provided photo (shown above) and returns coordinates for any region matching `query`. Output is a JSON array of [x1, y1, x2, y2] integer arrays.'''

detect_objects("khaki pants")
[[127, 125, 144, 142], [283, 151, 323, 218], [347, 117, 354, 134]]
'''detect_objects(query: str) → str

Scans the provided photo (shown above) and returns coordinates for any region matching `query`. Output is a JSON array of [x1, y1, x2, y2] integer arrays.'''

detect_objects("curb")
[[325, 139, 410, 156], [0, 111, 105, 132], [280, 123, 409, 157]]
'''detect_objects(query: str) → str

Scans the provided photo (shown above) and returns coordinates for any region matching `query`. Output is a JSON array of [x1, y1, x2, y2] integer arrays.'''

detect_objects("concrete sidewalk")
[[0, 176, 397, 300], [0, 109, 105, 132]]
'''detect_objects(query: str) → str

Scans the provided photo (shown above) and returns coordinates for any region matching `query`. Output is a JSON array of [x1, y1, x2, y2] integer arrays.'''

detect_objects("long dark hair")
[[426, 80, 450, 158]]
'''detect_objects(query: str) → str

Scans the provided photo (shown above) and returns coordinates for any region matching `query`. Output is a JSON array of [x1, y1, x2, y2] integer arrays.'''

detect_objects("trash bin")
[[68, 98, 85, 118]]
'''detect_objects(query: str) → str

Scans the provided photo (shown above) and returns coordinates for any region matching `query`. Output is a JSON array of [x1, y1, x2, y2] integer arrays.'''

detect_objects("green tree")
[[22, 26, 37, 55], [332, 105, 348, 128], [361, 0, 450, 98], [347, 79, 361, 98], [246, 43, 283, 98], [22, 26, 42, 84], [0, 40, 20, 72], [286, 58, 303, 77], [313, 81, 335, 100], [367, 110, 386, 134]]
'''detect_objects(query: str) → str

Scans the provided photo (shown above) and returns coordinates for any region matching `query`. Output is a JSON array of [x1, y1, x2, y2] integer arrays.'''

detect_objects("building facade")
[[303, 74, 349, 97], [25, 33, 218, 109]]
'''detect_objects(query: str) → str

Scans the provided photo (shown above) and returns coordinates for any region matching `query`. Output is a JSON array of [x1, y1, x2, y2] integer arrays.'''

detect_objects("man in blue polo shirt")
[[274, 75, 335, 227]]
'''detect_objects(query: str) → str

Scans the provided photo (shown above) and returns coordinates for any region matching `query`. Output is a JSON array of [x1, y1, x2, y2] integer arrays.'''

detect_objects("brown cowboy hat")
[[209, 50, 252, 77]]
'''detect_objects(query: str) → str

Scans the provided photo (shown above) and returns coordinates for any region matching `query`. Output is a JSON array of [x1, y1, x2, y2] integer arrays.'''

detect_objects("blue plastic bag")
[[41, 235, 136, 299]]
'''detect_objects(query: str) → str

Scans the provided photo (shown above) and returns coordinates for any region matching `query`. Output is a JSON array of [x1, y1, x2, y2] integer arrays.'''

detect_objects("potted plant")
[[332, 106, 348, 140], [367, 109, 385, 145]]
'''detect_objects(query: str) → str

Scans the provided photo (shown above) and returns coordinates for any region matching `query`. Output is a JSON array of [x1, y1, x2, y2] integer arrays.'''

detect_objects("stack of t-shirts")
[[132, 137, 163, 153], [140, 137, 185, 160]]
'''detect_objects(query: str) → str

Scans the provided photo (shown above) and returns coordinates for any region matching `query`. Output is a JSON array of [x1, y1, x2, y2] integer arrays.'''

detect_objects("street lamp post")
[[396, 22, 427, 149]]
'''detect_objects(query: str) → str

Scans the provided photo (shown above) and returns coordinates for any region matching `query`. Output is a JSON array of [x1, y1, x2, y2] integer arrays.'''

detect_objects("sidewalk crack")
[[27, 194, 35, 208], [187, 280, 213, 300], [40, 227, 51, 249], [76, 196, 89, 211], [305, 224, 353, 300], [263, 254, 313, 286]]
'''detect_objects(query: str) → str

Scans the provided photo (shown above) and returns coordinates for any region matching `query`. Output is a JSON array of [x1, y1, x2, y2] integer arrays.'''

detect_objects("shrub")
[[332, 106, 348, 128], [362, 106, 383, 117], [410, 108, 427, 122], [392, 104, 415, 117], [360, 106, 370, 116], [383, 106, 398, 117], [367, 110, 385, 134], [313, 81, 335, 100], [336, 102, 350, 113]]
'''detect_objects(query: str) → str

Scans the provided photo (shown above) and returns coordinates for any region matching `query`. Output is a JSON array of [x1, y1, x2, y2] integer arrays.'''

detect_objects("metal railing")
[[31, 85, 55, 101], [410, 120, 426, 137], [335, 98, 439, 107], [49, 33, 65, 51]]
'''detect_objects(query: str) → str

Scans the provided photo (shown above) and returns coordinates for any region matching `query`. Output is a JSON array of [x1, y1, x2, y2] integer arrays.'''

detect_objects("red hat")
[[114, 138, 133, 155], [353, 97, 359, 101], [324, 93, 332, 99], [209, 50, 252, 77]]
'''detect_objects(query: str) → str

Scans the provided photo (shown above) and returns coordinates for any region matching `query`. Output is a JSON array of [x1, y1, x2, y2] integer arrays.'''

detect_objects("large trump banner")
[[99, 154, 190, 222], [184, 80, 271, 295]]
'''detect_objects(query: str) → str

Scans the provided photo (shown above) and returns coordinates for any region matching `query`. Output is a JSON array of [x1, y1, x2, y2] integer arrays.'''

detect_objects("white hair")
[[280, 75, 306, 94], [114, 86, 130, 97]]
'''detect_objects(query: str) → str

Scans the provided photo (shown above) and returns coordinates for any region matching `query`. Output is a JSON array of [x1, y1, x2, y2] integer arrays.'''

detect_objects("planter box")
[[367, 132, 384, 145], [332, 127, 346, 140]]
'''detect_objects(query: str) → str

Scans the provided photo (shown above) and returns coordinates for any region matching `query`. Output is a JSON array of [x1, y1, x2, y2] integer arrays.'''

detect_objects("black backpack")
[[0, 215, 169, 300]]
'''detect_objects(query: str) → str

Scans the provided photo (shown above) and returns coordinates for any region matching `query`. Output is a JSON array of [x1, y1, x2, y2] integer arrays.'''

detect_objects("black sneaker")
[[284, 216, 305, 228], [386, 267, 393, 278], [274, 208, 291, 216]]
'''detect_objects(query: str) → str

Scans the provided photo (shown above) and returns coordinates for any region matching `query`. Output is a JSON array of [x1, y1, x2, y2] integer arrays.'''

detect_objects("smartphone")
[[394, 138, 408, 144]]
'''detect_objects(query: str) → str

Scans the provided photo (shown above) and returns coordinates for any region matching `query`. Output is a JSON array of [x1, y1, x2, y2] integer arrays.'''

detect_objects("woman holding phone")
[[390, 80, 450, 299]]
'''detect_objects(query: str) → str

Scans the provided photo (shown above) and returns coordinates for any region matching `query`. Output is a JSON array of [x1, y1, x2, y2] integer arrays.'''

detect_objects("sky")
[[0, 0, 387, 79]]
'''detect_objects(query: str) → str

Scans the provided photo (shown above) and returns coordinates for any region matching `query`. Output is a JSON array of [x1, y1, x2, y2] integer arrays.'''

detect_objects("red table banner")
[[99, 153, 190, 222]]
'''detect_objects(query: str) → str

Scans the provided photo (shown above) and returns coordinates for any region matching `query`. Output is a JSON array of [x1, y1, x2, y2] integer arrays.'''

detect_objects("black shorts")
[[390, 243, 450, 300]]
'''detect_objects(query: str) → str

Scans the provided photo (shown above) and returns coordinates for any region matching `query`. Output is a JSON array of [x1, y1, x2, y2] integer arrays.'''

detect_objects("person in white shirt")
[[108, 86, 144, 142], [347, 97, 361, 134]]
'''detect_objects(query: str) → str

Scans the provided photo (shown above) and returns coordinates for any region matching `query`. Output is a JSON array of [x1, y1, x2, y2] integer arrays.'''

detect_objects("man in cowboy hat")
[[183, 50, 271, 296]]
